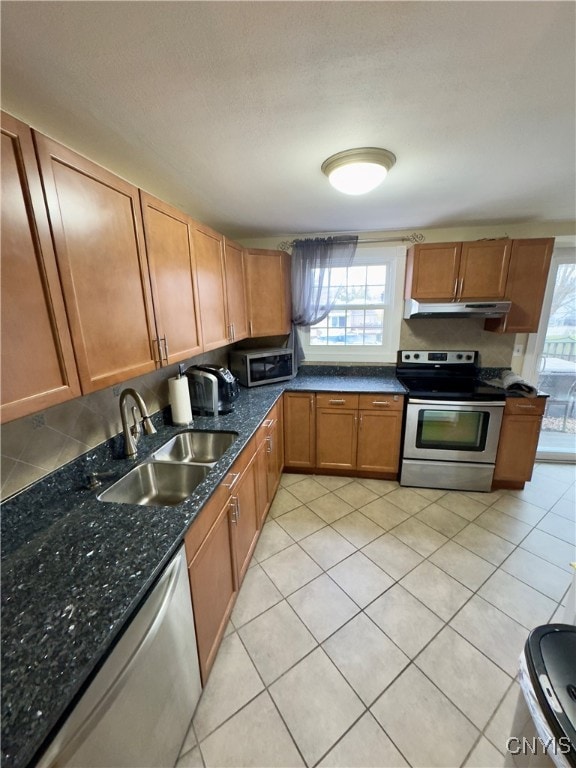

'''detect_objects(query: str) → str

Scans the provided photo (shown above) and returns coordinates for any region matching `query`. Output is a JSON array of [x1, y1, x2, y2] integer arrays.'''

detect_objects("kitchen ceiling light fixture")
[[321, 147, 396, 195]]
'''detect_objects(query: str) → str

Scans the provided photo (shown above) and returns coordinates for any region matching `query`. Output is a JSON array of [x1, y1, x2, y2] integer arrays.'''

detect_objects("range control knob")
[[466, 354, 473, 360], [456, 353, 463, 360], [405, 353, 411, 360], [414, 353, 420, 360]]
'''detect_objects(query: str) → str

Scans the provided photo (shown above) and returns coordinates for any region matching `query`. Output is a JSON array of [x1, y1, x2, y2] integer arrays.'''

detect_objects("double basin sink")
[[98, 430, 238, 507]]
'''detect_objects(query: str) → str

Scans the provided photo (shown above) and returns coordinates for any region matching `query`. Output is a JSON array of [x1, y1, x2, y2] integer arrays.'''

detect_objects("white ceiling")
[[2, 1, 575, 240]]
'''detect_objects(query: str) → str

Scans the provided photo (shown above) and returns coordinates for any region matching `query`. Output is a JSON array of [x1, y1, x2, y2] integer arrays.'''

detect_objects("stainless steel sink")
[[97, 462, 210, 506], [151, 430, 238, 465]]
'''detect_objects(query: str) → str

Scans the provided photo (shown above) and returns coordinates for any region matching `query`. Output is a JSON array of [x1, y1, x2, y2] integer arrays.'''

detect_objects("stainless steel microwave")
[[228, 348, 296, 387]]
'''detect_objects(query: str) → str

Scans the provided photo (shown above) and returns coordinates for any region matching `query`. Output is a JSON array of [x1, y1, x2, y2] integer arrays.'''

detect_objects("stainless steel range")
[[396, 350, 506, 492]]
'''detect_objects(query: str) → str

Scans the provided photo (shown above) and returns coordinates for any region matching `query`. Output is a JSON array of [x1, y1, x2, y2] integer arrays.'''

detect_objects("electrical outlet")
[[513, 344, 524, 357]]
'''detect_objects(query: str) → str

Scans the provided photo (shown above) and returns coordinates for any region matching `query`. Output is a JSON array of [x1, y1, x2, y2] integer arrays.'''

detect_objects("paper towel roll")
[[168, 376, 193, 425]]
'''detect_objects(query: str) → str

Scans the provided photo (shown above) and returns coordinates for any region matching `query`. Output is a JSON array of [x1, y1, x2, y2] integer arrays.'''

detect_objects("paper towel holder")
[[169, 365, 194, 426]]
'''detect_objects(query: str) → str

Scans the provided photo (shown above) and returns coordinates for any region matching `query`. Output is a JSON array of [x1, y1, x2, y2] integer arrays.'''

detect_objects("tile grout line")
[[186, 472, 575, 767]]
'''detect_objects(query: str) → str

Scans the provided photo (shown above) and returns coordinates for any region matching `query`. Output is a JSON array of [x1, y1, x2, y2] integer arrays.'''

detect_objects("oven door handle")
[[408, 399, 506, 407]]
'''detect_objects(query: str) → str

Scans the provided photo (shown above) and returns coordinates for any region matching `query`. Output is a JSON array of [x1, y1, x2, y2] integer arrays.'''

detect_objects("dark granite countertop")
[[287, 364, 406, 393], [1, 367, 404, 768]]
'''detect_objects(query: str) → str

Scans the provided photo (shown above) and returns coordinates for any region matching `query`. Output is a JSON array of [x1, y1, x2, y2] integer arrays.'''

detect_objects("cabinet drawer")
[[504, 397, 546, 416], [185, 482, 230, 564], [316, 393, 359, 409], [358, 394, 404, 411]]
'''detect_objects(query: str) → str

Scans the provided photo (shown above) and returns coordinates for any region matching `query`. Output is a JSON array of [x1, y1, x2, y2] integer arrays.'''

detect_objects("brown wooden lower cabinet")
[[284, 392, 316, 468], [357, 394, 404, 475], [185, 483, 237, 685], [493, 397, 546, 487], [290, 391, 404, 476], [183, 400, 282, 684], [262, 400, 284, 502], [230, 455, 259, 585], [253, 400, 284, 525], [315, 393, 359, 472]]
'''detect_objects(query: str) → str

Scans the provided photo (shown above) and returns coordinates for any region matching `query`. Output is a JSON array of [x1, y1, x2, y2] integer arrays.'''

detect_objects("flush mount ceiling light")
[[321, 147, 396, 195]]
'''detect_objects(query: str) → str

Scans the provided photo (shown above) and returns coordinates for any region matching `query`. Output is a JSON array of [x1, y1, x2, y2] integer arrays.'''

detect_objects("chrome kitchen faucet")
[[119, 388, 157, 458]]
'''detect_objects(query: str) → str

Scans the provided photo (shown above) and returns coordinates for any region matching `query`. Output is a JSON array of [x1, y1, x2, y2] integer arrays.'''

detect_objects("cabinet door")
[[245, 249, 291, 336], [1, 114, 80, 422], [493, 397, 545, 483], [186, 494, 237, 684], [458, 240, 511, 299], [34, 133, 157, 393], [255, 438, 270, 528], [405, 243, 461, 300], [140, 192, 202, 363], [485, 239, 554, 334], [493, 414, 542, 483], [192, 221, 229, 350], [223, 238, 248, 342], [357, 410, 403, 474], [231, 457, 260, 585], [316, 408, 358, 470], [266, 413, 283, 500], [284, 392, 316, 468]]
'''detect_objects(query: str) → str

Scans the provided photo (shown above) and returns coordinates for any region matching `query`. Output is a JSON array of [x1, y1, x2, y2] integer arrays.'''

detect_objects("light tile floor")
[[177, 463, 576, 768]]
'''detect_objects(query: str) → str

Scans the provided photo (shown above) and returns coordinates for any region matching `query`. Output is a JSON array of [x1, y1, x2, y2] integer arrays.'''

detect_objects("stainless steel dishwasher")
[[37, 545, 202, 768]]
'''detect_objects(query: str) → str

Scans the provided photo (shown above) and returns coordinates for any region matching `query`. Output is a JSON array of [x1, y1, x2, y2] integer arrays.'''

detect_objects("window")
[[299, 244, 406, 363]]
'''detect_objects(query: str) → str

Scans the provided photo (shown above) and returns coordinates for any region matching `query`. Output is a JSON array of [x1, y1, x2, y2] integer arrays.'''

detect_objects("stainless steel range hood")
[[404, 299, 511, 319]]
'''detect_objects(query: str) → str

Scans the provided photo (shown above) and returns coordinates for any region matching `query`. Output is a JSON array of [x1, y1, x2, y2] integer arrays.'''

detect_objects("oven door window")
[[416, 409, 490, 452]]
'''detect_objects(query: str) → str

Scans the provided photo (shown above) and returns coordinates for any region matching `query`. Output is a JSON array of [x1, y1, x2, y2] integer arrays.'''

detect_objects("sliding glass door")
[[522, 246, 576, 461]]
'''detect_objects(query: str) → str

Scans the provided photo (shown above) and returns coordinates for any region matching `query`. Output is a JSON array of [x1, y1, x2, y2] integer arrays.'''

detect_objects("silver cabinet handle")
[[453, 278, 458, 298], [249, 320, 253, 336], [230, 497, 238, 523], [162, 337, 169, 364], [515, 404, 537, 409], [266, 435, 272, 454], [371, 401, 391, 407], [328, 399, 346, 405], [262, 419, 274, 428], [222, 472, 240, 490], [154, 337, 163, 365], [459, 277, 464, 297]]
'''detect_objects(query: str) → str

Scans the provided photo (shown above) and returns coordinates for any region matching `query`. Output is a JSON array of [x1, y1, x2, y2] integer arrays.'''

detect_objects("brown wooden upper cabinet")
[[245, 249, 291, 337], [484, 238, 554, 334], [140, 192, 202, 363], [405, 240, 511, 301], [191, 221, 229, 351], [34, 132, 159, 393], [1, 113, 81, 423], [223, 238, 249, 342]]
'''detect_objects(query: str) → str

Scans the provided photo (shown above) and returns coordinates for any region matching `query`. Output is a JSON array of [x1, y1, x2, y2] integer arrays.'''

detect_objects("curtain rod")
[[278, 232, 425, 251]]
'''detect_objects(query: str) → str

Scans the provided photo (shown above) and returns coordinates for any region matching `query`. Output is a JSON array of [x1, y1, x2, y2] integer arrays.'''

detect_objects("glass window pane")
[[366, 285, 386, 304], [537, 261, 576, 456], [367, 265, 387, 284], [364, 309, 384, 328], [327, 328, 346, 344], [347, 266, 367, 286]]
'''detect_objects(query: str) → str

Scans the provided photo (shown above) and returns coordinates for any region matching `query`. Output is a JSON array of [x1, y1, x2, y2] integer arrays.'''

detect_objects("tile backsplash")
[[400, 318, 515, 368], [1, 349, 228, 499]]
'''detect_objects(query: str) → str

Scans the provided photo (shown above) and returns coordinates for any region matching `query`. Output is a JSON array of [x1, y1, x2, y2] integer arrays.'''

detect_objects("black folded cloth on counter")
[[487, 371, 538, 397]]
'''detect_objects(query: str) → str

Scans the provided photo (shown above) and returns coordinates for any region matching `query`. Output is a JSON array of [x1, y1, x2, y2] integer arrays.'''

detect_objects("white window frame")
[[298, 244, 406, 363]]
